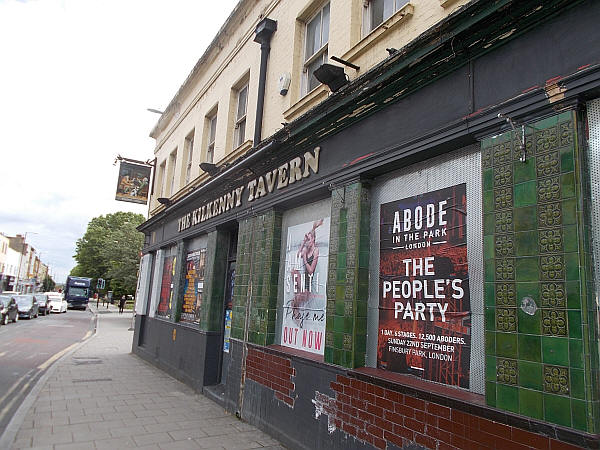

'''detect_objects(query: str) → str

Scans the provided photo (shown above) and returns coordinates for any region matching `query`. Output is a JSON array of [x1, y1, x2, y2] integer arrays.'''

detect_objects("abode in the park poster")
[[378, 184, 471, 388]]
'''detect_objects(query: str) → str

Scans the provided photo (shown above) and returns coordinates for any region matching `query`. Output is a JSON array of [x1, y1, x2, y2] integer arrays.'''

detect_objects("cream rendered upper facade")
[[148, 0, 468, 215]]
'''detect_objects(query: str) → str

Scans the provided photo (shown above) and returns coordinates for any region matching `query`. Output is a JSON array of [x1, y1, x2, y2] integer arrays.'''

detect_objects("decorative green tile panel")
[[482, 111, 599, 432], [324, 181, 370, 369]]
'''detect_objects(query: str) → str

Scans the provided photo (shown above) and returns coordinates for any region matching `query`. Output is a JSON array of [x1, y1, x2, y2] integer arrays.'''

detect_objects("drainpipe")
[[253, 18, 277, 146]]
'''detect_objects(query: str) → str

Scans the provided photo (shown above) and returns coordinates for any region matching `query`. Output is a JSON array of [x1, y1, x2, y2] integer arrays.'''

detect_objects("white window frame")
[[206, 114, 217, 163], [364, 0, 409, 35], [234, 84, 248, 149], [184, 131, 195, 185], [302, 3, 330, 95], [168, 149, 177, 196]]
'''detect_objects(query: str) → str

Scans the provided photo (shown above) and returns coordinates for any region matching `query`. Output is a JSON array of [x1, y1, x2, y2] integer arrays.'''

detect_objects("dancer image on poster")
[[290, 219, 323, 325]]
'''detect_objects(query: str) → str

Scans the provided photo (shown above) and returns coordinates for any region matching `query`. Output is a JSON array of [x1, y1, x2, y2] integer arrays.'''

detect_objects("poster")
[[223, 262, 235, 353], [180, 249, 206, 324], [378, 184, 470, 388], [157, 255, 175, 318], [280, 217, 330, 355], [115, 161, 151, 204]]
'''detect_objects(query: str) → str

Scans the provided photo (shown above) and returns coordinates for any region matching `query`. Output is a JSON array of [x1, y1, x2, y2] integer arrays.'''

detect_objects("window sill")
[[341, 3, 414, 64], [439, 0, 459, 7], [283, 85, 329, 122], [351, 367, 485, 406]]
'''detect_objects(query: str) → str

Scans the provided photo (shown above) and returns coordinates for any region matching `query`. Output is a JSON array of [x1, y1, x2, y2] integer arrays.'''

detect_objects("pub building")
[[134, 0, 600, 448]]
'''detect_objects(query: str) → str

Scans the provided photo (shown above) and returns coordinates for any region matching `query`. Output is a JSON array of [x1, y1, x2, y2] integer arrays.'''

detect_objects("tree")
[[41, 275, 56, 292], [71, 212, 145, 297]]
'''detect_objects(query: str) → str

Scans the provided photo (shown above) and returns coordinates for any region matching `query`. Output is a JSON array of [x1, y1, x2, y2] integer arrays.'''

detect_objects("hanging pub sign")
[[377, 184, 470, 388], [115, 161, 151, 204], [280, 217, 330, 355]]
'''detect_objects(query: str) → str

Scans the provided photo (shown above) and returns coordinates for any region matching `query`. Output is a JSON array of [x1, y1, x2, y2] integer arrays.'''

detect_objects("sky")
[[0, 0, 239, 283]]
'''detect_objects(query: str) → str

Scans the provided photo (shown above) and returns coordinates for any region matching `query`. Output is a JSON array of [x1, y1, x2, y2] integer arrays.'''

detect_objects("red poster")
[[378, 184, 470, 388], [157, 256, 174, 318]]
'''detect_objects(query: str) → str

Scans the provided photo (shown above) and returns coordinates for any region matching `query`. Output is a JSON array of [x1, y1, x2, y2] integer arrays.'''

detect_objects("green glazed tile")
[[571, 399, 588, 432], [560, 148, 574, 173], [486, 356, 497, 381], [333, 348, 343, 366], [518, 334, 541, 362], [566, 281, 581, 309], [485, 261, 495, 282], [486, 381, 497, 406], [544, 393, 571, 427], [514, 206, 538, 232], [485, 307, 496, 331], [324, 347, 333, 363], [483, 168, 494, 191], [497, 384, 519, 413], [484, 213, 495, 236], [560, 173, 575, 199], [519, 388, 544, 420], [536, 115, 560, 129], [515, 231, 538, 256], [486, 331, 496, 355], [335, 300, 345, 316], [570, 369, 585, 399], [516, 257, 539, 282], [519, 361, 543, 390], [496, 332, 518, 358], [518, 307, 541, 335], [568, 310, 582, 339], [562, 225, 578, 253], [484, 235, 495, 258], [516, 282, 539, 304], [514, 181, 537, 207], [564, 253, 580, 281], [561, 199, 577, 225], [514, 158, 536, 184], [542, 336, 569, 366], [485, 283, 495, 307]]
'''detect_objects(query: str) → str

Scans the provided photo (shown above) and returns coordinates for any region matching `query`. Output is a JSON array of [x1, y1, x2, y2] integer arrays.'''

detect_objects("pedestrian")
[[94, 293, 99, 308], [119, 295, 126, 314]]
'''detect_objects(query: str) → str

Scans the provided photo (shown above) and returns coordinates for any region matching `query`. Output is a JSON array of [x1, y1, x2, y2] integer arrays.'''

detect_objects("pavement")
[[1, 303, 285, 450]]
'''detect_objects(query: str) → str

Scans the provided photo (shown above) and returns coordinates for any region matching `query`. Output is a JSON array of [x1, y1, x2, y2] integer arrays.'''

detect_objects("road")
[[0, 309, 95, 435]]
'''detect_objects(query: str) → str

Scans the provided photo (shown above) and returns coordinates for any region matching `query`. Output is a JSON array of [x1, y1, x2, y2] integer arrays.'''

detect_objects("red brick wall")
[[246, 347, 296, 407], [313, 375, 583, 450]]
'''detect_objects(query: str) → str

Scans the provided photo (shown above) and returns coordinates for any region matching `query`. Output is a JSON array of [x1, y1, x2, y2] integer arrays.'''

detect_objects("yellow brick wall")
[[149, 0, 469, 214]]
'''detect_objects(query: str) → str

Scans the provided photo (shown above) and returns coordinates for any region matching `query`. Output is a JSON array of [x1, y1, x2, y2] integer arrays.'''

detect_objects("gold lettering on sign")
[[176, 146, 321, 232]]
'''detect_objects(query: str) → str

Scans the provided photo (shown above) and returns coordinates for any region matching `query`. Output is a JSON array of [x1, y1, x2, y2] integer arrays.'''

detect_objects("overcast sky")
[[0, 0, 239, 283]]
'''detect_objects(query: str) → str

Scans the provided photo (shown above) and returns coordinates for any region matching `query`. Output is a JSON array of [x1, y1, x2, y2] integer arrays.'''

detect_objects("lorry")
[[64, 276, 92, 310]]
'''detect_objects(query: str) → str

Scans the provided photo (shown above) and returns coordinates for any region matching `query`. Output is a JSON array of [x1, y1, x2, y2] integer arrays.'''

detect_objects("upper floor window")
[[206, 114, 217, 164], [303, 3, 330, 95], [158, 161, 166, 197], [184, 131, 195, 185], [168, 149, 177, 196], [365, 0, 409, 34], [234, 84, 248, 149]]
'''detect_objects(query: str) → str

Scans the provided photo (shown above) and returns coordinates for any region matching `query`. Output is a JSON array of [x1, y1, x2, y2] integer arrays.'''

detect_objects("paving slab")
[[0, 305, 285, 449]]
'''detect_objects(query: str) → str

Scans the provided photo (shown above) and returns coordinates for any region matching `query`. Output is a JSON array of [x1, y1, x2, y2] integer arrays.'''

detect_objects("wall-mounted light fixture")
[[157, 197, 171, 206], [314, 64, 348, 92]]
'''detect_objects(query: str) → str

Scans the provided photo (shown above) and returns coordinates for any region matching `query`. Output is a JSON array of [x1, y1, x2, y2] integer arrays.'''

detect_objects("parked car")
[[15, 295, 39, 319], [45, 292, 67, 313], [0, 295, 19, 324], [34, 294, 50, 316]]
